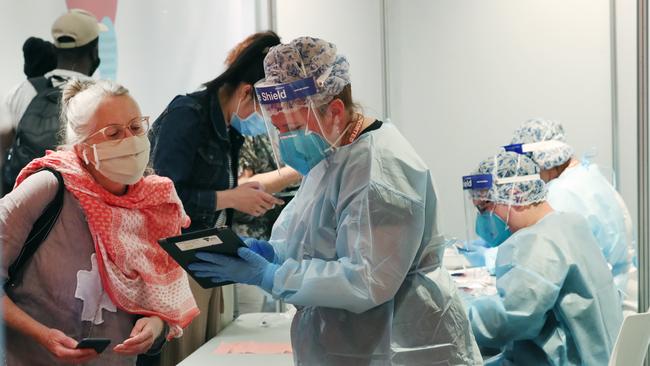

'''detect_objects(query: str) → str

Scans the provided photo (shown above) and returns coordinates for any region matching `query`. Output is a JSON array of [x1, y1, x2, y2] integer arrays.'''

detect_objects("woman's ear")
[[74, 144, 92, 165], [243, 83, 255, 99], [327, 99, 346, 129], [328, 99, 345, 118]]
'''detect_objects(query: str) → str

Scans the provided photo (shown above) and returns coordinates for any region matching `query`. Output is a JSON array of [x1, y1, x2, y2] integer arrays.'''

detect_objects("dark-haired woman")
[[147, 31, 283, 365]]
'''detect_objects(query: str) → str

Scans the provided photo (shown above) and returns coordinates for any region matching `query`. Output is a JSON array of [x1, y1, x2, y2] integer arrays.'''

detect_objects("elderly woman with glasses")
[[1, 79, 199, 366]]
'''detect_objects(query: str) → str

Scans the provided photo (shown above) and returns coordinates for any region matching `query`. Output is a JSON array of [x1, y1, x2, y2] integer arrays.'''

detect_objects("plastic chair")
[[609, 311, 650, 366]]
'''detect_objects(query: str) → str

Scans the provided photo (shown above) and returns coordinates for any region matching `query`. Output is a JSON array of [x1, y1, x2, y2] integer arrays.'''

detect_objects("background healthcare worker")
[[464, 151, 622, 365], [509, 117, 637, 315], [188, 36, 482, 365]]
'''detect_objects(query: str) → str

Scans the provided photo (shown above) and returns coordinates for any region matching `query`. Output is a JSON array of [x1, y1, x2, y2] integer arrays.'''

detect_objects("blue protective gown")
[[468, 211, 623, 365], [268, 123, 482, 365], [546, 163, 636, 313]]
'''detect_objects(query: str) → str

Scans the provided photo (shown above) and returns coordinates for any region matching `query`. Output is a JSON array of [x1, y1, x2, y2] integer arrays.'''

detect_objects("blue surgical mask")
[[231, 111, 267, 136], [475, 211, 512, 247], [278, 129, 330, 175], [230, 97, 267, 136]]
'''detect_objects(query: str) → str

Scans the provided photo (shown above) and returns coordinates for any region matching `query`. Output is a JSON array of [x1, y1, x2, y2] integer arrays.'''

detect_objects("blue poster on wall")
[[98, 16, 117, 80], [66, 0, 118, 80]]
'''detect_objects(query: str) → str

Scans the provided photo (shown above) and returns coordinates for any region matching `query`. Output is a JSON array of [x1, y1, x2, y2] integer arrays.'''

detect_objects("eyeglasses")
[[475, 200, 494, 214], [86, 116, 150, 142]]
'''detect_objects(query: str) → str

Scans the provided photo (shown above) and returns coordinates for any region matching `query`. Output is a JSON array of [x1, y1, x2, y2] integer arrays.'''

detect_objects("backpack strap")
[[27, 76, 52, 93], [4, 168, 65, 291]]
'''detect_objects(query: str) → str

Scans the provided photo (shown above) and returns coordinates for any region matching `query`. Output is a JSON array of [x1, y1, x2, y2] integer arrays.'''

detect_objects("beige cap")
[[51, 9, 108, 49]]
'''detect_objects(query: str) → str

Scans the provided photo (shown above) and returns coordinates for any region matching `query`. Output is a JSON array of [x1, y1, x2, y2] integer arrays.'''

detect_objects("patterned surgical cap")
[[472, 151, 547, 206], [510, 118, 574, 170], [261, 36, 351, 106]]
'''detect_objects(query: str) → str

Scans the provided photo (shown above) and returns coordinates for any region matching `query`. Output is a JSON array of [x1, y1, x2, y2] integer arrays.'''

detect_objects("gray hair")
[[59, 79, 129, 148]]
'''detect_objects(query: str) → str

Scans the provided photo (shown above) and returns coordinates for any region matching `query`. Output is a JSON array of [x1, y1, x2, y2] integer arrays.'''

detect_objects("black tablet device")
[[158, 227, 246, 288]]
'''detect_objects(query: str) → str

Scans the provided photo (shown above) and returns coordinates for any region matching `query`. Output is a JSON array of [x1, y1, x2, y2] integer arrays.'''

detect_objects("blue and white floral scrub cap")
[[253, 37, 354, 173], [466, 151, 547, 206], [509, 118, 574, 170]]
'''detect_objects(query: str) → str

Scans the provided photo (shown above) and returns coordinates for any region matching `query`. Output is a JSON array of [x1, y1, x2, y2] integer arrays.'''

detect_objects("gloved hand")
[[244, 238, 276, 263], [457, 239, 499, 274], [188, 247, 278, 292], [468, 238, 491, 249], [457, 239, 490, 267]]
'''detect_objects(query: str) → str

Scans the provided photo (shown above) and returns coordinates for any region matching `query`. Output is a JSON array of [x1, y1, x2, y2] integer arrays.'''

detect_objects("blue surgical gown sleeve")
[[468, 235, 568, 349], [548, 176, 630, 278], [269, 181, 426, 314], [267, 197, 297, 264]]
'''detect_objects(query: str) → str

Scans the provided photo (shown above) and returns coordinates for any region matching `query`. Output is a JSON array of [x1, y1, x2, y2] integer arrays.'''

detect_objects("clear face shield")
[[462, 174, 510, 249], [462, 157, 543, 249], [503, 140, 573, 182], [254, 77, 348, 176], [503, 140, 568, 157]]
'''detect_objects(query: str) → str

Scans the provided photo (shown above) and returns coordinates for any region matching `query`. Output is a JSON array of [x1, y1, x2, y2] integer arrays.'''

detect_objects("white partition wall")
[[614, 0, 639, 248], [114, 0, 256, 118], [274, 0, 385, 118], [386, 0, 622, 238]]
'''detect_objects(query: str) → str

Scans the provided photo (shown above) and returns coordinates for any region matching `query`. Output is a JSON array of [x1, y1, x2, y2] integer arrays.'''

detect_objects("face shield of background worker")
[[188, 36, 482, 365], [465, 151, 622, 365], [509, 117, 636, 315]]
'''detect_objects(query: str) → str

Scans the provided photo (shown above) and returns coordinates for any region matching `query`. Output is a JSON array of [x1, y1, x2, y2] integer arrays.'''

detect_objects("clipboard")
[[158, 227, 246, 288]]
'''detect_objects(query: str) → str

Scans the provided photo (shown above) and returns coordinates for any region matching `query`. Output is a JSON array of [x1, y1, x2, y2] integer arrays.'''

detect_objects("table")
[[440, 248, 501, 363], [441, 246, 497, 298], [179, 312, 294, 366]]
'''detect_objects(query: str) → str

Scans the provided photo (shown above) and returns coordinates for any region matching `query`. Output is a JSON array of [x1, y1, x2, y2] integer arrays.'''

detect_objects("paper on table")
[[214, 341, 293, 354], [449, 267, 497, 297]]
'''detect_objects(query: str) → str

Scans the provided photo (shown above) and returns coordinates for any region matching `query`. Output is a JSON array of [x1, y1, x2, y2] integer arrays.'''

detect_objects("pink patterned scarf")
[[16, 150, 199, 336]]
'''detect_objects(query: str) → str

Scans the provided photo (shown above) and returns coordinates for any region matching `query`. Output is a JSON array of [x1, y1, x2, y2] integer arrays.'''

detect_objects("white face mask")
[[82, 135, 150, 185]]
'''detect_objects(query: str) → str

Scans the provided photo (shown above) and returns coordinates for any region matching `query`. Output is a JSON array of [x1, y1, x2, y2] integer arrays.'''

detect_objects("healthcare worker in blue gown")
[[188, 36, 482, 366], [507, 118, 637, 315], [464, 151, 623, 365]]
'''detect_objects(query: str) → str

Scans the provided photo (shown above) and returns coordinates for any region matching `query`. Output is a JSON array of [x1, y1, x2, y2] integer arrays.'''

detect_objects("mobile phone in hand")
[[76, 338, 111, 353]]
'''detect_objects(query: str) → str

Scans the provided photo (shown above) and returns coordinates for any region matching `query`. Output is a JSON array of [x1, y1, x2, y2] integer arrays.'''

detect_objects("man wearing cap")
[[0, 9, 105, 193]]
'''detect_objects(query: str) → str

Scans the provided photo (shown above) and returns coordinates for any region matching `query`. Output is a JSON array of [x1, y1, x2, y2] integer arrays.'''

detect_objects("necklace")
[[347, 115, 365, 144]]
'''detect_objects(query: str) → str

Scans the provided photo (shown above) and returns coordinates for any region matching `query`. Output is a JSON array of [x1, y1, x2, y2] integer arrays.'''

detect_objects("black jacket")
[[149, 89, 244, 232]]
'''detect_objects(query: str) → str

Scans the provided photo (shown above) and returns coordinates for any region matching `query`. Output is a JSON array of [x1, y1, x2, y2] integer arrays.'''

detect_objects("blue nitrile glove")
[[457, 239, 490, 267], [457, 239, 499, 274], [244, 238, 276, 263], [470, 238, 491, 249], [188, 247, 278, 292]]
